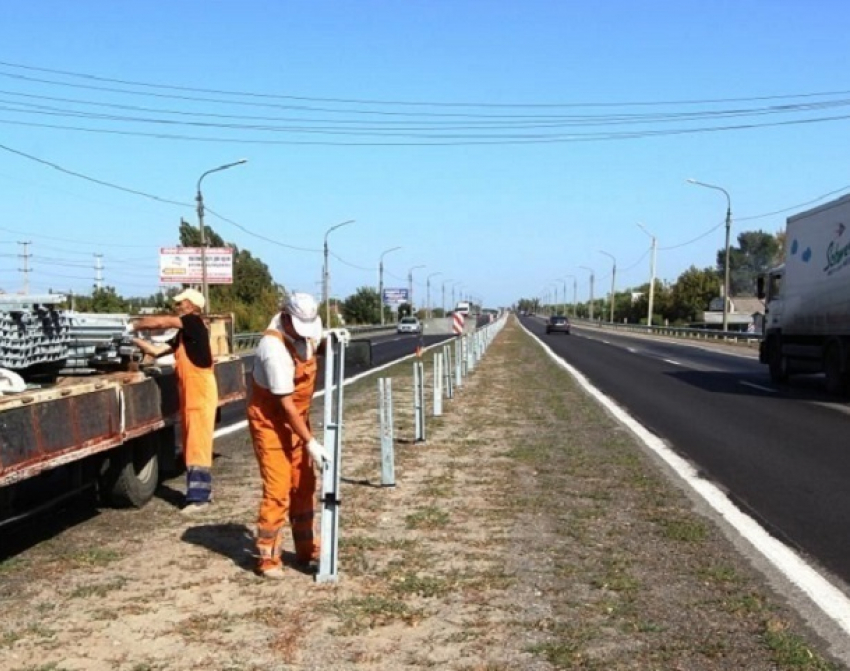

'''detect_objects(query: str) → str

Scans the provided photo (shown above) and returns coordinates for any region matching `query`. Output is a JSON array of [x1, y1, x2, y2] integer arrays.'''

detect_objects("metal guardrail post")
[[444, 344, 454, 399], [433, 352, 443, 417], [316, 333, 346, 584], [379, 378, 395, 487], [413, 360, 425, 442]]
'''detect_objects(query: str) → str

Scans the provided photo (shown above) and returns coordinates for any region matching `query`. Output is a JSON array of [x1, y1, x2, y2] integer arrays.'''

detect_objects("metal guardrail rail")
[[232, 324, 395, 353], [535, 314, 761, 346]]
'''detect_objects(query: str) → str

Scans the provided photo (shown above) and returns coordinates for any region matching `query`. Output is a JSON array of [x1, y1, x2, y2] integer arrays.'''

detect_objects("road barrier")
[[413, 359, 426, 443], [433, 352, 444, 417], [378, 377, 395, 487], [316, 332, 347, 584]]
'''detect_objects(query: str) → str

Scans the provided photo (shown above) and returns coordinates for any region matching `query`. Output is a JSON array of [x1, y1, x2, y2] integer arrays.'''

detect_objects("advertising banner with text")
[[159, 247, 234, 284]]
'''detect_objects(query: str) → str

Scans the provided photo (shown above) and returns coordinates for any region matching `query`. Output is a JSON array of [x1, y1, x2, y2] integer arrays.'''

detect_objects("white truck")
[[758, 194, 850, 393]]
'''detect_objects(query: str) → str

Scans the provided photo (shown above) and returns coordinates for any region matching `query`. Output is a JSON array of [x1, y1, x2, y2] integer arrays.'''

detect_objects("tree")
[[74, 286, 127, 313], [178, 219, 283, 331], [669, 266, 720, 324], [717, 230, 781, 297], [342, 287, 380, 325]]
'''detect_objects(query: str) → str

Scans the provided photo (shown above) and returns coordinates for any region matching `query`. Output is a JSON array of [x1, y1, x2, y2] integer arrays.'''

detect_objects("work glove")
[[325, 328, 351, 346], [306, 437, 331, 467]]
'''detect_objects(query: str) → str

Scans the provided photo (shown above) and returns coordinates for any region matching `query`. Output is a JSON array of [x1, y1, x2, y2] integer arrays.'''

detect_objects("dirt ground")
[[0, 317, 844, 670]]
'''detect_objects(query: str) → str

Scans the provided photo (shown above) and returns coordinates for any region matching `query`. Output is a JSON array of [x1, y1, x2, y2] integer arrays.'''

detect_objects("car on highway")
[[546, 315, 571, 335], [397, 316, 422, 334]]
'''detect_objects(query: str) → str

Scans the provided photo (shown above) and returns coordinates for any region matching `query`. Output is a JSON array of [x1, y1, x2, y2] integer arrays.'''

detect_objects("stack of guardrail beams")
[[0, 295, 70, 378]]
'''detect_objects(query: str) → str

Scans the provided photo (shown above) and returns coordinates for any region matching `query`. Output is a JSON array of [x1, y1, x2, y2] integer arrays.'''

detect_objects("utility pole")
[[196, 159, 248, 312], [638, 223, 657, 327], [94, 253, 104, 291], [18, 241, 31, 294], [322, 220, 355, 327], [580, 266, 595, 320]]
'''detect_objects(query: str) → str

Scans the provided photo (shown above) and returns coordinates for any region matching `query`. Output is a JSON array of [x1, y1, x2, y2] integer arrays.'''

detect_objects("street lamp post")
[[688, 178, 732, 331], [323, 219, 355, 327], [637, 223, 657, 328], [407, 265, 426, 314], [441, 278, 453, 315], [196, 159, 247, 311], [426, 272, 442, 319], [580, 266, 595, 320], [451, 281, 464, 309], [599, 251, 617, 323], [558, 275, 576, 316], [378, 246, 402, 326]]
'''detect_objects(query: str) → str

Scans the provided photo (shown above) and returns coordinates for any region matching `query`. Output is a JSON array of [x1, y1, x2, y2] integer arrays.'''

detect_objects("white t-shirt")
[[252, 316, 315, 395]]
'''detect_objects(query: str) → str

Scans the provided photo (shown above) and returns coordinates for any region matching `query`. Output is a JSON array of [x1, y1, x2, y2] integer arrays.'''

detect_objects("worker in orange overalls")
[[130, 288, 218, 513], [247, 292, 331, 579]]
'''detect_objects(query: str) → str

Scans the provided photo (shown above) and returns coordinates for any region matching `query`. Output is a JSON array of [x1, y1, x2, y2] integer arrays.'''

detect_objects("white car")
[[396, 316, 421, 334]]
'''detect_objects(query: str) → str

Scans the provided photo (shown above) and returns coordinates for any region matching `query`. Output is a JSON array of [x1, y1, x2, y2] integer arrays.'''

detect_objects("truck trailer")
[[0, 315, 246, 527], [758, 194, 850, 393]]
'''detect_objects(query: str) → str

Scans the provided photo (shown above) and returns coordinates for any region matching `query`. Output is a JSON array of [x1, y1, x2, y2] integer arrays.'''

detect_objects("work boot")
[[180, 501, 212, 515], [258, 560, 285, 580]]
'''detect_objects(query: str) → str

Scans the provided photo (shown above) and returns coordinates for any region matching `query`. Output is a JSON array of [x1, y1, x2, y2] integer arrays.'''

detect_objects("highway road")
[[520, 315, 850, 592]]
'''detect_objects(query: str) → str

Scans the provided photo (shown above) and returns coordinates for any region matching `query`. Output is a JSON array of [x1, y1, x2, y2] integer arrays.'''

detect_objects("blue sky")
[[1, 1, 848, 310]]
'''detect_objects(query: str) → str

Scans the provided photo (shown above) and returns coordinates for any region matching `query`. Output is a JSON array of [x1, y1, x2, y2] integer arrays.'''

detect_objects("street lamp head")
[[380, 246, 402, 260]]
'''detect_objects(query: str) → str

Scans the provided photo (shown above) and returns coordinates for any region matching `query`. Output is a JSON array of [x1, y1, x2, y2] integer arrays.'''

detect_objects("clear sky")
[[1, 1, 848, 310]]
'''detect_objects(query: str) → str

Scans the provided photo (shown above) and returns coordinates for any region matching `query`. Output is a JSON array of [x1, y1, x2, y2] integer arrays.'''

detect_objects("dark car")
[[546, 315, 571, 335]]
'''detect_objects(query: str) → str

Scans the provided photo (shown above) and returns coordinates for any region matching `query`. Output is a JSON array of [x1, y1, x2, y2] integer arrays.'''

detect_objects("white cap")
[[284, 292, 322, 341], [173, 288, 205, 310]]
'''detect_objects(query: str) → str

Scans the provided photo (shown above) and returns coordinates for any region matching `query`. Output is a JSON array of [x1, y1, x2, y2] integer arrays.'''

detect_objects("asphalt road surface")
[[520, 315, 850, 592]]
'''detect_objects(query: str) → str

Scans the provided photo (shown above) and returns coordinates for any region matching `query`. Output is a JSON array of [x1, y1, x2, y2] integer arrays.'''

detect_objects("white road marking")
[[627, 347, 638, 353], [739, 381, 777, 394], [519, 320, 850, 638], [663, 358, 683, 366]]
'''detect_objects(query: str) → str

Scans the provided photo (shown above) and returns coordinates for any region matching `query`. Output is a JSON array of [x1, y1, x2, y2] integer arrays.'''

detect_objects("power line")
[[3, 59, 850, 110], [3, 110, 850, 146]]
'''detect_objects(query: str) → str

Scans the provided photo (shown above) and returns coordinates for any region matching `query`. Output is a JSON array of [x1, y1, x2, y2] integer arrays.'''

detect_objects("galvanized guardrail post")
[[455, 337, 463, 388], [378, 377, 395, 487], [413, 359, 426, 442], [443, 344, 454, 399], [433, 352, 443, 416], [316, 333, 346, 584]]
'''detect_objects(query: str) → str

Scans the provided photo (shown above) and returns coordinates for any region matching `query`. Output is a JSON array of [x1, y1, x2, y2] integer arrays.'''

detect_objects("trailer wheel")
[[99, 435, 159, 508], [824, 342, 848, 396], [768, 338, 788, 383]]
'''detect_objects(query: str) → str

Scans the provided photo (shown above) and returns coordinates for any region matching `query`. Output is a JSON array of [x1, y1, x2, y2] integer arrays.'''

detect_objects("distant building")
[[698, 296, 764, 332]]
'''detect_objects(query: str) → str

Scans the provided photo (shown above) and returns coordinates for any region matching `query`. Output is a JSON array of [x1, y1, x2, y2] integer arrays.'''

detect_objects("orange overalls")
[[247, 330, 320, 572], [175, 336, 218, 504]]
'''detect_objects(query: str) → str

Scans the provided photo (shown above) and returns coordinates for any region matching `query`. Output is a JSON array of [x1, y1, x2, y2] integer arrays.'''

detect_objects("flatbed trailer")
[[0, 356, 246, 526]]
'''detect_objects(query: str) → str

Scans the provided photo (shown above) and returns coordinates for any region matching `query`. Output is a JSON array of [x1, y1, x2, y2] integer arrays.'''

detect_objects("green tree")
[[178, 219, 283, 331], [669, 266, 720, 324], [74, 286, 127, 313], [717, 230, 781, 297], [342, 287, 380, 325]]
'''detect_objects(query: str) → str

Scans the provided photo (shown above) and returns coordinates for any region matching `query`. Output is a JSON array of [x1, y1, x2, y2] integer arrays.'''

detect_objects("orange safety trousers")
[[175, 340, 218, 503], [247, 331, 319, 571]]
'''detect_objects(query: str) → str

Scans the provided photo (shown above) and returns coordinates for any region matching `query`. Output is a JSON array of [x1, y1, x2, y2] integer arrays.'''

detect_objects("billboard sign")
[[159, 247, 234, 285], [382, 287, 409, 306]]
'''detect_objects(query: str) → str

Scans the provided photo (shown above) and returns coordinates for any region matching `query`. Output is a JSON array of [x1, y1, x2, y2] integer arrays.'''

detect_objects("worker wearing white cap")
[[246, 291, 330, 578], [130, 287, 219, 513]]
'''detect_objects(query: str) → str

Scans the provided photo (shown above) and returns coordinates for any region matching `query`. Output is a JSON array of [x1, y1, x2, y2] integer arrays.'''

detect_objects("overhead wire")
[[3, 58, 850, 109]]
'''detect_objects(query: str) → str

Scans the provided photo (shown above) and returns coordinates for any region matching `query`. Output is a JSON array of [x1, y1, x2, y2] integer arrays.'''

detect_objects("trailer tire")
[[824, 342, 848, 396], [768, 338, 788, 383], [99, 435, 159, 508]]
